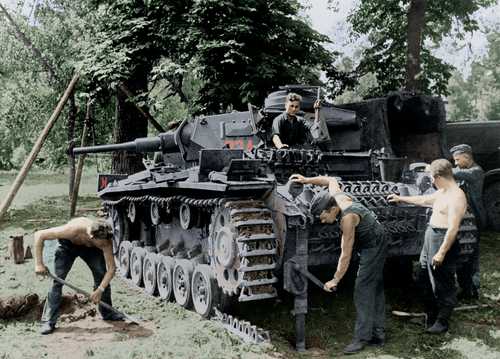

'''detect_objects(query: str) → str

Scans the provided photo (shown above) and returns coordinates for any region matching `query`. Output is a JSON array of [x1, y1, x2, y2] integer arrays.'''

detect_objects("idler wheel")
[[191, 264, 217, 318], [130, 247, 146, 287], [143, 252, 159, 296], [118, 241, 132, 278], [157, 255, 175, 301], [173, 259, 194, 308]]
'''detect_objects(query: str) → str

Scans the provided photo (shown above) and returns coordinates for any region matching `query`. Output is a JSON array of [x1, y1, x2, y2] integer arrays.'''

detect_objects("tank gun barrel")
[[73, 132, 177, 155]]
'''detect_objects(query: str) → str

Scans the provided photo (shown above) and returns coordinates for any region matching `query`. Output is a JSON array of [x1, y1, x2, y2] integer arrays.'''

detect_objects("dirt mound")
[[0, 293, 95, 322], [0, 293, 39, 319]]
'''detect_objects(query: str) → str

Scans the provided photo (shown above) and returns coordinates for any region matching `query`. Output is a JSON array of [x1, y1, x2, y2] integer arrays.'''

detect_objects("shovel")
[[46, 271, 140, 324]]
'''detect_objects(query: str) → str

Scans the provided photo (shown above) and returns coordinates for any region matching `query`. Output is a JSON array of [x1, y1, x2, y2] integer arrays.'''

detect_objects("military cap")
[[310, 189, 336, 215], [450, 144, 472, 155]]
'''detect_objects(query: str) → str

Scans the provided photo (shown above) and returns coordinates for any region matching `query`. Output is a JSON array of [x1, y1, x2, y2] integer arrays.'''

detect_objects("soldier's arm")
[[325, 213, 358, 291], [272, 134, 287, 149], [387, 191, 438, 207], [453, 167, 479, 182], [34, 224, 79, 274], [89, 243, 116, 304]]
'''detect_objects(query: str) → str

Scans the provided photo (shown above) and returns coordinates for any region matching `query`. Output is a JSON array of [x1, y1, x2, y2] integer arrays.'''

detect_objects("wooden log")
[[0, 73, 79, 221], [69, 100, 91, 218], [8, 235, 24, 264]]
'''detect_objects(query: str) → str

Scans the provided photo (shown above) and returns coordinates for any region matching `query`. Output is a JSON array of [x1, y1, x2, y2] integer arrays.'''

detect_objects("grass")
[[0, 173, 499, 359]]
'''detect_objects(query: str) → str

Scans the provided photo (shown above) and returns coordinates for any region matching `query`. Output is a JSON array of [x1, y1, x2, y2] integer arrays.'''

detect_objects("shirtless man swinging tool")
[[34, 217, 122, 334], [388, 159, 467, 334]]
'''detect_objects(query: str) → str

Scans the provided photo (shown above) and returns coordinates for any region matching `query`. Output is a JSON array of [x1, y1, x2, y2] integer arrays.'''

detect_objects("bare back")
[[37, 217, 110, 249], [430, 187, 467, 228]]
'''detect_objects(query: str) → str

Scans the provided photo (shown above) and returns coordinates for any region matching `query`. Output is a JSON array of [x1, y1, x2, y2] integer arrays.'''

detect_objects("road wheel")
[[173, 259, 194, 308], [130, 247, 146, 287], [157, 255, 175, 301], [191, 264, 218, 318], [118, 241, 132, 278], [143, 252, 159, 296]]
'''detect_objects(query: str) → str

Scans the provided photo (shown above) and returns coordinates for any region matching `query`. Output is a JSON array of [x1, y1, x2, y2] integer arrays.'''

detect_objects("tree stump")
[[8, 235, 25, 264]]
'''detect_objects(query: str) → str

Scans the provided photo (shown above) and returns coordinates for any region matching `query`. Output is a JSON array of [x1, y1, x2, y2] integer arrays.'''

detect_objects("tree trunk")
[[67, 93, 77, 198], [112, 71, 149, 174], [405, 0, 426, 93]]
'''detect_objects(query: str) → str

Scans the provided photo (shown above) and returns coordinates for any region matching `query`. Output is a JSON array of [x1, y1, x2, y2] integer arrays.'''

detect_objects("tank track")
[[210, 200, 279, 302], [105, 195, 277, 344]]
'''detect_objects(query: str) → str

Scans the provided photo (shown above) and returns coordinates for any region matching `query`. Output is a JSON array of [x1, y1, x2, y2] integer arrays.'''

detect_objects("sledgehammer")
[[47, 271, 140, 324]]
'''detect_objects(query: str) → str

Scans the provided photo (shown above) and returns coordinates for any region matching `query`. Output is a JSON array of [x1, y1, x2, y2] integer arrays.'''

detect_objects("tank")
[[73, 86, 478, 348]]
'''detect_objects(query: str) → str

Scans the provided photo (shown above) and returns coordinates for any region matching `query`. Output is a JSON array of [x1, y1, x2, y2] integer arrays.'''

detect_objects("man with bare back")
[[388, 159, 467, 334], [34, 217, 122, 335]]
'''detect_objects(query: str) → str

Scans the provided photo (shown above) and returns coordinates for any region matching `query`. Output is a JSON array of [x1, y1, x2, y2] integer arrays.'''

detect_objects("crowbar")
[[392, 304, 491, 318], [47, 271, 140, 324]]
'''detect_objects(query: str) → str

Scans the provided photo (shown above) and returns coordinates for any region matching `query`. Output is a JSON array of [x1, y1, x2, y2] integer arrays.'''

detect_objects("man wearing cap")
[[450, 144, 485, 300], [290, 174, 388, 355]]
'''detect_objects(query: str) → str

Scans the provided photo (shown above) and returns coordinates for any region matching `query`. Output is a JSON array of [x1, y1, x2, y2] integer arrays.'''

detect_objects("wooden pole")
[[69, 100, 92, 218], [0, 73, 79, 221], [118, 84, 166, 133]]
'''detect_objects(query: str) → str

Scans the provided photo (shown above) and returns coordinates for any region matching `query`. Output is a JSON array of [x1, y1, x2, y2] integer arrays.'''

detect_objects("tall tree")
[[332, 0, 496, 96]]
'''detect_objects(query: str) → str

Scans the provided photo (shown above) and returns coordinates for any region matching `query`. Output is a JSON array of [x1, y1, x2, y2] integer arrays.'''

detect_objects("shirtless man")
[[388, 159, 467, 334], [291, 174, 388, 354], [34, 217, 120, 334]]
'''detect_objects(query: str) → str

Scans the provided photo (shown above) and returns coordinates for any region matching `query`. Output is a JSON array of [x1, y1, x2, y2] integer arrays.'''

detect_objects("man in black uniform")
[[291, 174, 388, 355], [271, 93, 313, 149], [451, 144, 486, 300]]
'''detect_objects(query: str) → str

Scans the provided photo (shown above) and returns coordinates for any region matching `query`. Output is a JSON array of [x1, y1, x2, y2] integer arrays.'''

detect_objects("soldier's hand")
[[279, 144, 289, 149], [387, 194, 401, 203], [90, 288, 103, 305], [290, 174, 307, 184], [314, 100, 321, 110], [324, 279, 338, 292], [432, 251, 445, 268], [35, 264, 48, 276]]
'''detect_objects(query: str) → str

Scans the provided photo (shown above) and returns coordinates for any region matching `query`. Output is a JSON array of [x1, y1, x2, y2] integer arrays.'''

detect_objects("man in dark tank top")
[[291, 174, 388, 355]]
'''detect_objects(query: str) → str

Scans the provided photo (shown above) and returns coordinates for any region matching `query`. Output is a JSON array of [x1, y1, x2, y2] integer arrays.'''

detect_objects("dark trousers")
[[41, 240, 114, 325], [353, 237, 388, 342], [418, 226, 458, 324], [456, 231, 480, 296]]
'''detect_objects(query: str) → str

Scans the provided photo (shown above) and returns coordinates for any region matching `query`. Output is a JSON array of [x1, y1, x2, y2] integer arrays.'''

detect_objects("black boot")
[[343, 340, 366, 354], [40, 322, 55, 335], [426, 319, 448, 334]]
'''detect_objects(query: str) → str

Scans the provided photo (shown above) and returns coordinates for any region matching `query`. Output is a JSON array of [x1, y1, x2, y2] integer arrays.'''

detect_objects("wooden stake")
[[69, 100, 91, 218], [0, 73, 79, 221], [8, 235, 24, 264]]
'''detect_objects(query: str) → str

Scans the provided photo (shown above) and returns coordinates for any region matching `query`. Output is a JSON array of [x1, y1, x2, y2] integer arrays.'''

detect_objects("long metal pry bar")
[[46, 271, 140, 324]]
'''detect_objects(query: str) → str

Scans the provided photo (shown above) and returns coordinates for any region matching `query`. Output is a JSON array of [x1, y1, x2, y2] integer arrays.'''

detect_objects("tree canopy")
[[330, 0, 496, 96]]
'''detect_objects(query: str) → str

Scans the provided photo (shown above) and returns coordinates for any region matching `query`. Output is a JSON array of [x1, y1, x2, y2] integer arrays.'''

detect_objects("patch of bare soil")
[[1, 292, 154, 359]]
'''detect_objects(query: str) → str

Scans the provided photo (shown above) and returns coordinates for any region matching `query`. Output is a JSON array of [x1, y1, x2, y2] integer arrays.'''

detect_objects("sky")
[[302, 0, 500, 77]]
